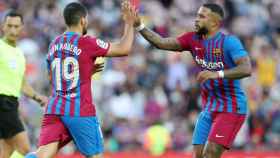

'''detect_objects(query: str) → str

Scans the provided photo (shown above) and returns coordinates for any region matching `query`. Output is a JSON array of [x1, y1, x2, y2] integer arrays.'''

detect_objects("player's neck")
[[205, 29, 219, 39], [3, 36, 16, 47], [66, 26, 82, 35]]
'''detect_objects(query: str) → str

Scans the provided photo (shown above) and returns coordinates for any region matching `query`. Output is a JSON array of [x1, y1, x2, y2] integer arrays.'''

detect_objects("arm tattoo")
[[140, 27, 183, 51], [224, 56, 252, 79]]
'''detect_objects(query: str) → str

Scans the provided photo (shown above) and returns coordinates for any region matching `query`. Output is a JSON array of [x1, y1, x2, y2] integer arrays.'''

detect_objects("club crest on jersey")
[[213, 48, 222, 56], [96, 39, 109, 49]]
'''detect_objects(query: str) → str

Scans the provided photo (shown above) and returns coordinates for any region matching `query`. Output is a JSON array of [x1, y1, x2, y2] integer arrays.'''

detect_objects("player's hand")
[[121, 0, 137, 25], [92, 62, 105, 74], [197, 70, 219, 83], [133, 11, 141, 28], [35, 95, 48, 107]]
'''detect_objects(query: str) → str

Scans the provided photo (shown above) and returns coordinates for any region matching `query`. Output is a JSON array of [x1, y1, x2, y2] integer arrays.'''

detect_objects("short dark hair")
[[203, 3, 224, 19], [4, 10, 23, 23], [63, 2, 87, 26]]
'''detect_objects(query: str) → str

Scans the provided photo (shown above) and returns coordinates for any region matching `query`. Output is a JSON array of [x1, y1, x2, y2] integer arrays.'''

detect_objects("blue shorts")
[[39, 115, 103, 157], [192, 111, 212, 145]]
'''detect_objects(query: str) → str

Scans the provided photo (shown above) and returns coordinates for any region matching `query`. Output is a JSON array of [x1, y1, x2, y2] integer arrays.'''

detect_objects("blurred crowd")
[[1, 0, 280, 155]]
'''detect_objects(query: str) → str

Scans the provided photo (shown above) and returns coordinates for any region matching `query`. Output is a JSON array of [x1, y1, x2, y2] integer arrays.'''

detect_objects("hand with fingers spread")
[[197, 70, 219, 83], [121, 0, 138, 25]]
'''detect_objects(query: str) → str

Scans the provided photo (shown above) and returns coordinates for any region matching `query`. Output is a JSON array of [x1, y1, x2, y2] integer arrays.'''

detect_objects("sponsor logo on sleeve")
[[96, 39, 109, 49]]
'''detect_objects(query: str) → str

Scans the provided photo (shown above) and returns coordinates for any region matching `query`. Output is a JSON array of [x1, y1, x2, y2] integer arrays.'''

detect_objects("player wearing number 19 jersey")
[[45, 32, 108, 117], [41, 26, 109, 157], [25, 1, 136, 158]]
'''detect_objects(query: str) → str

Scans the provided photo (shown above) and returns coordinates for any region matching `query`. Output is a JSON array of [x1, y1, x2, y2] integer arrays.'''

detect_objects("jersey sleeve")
[[81, 36, 110, 58], [176, 32, 194, 51], [224, 36, 248, 62]]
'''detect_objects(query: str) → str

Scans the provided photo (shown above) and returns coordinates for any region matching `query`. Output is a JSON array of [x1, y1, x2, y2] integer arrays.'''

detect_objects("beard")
[[82, 27, 87, 35], [196, 26, 209, 37]]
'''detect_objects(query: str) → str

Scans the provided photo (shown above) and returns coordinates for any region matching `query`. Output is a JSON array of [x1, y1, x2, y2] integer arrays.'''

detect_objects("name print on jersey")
[[49, 43, 82, 57]]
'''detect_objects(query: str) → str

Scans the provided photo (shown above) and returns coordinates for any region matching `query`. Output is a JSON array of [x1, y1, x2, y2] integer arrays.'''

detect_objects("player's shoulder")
[[80, 35, 96, 40], [221, 33, 246, 52], [78, 35, 97, 45], [184, 31, 196, 36], [221, 33, 243, 47], [50, 35, 64, 44], [222, 33, 241, 42], [177, 31, 199, 43], [80, 35, 109, 49], [180, 31, 196, 38]]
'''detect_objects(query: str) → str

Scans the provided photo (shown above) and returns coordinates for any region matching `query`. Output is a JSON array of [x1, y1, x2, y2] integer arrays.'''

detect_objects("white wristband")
[[135, 23, 145, 31], [218, 70, 224, 78]]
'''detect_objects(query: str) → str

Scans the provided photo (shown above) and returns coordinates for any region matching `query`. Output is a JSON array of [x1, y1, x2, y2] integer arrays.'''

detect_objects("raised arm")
[[107, 24, 134, 57], [138, 27, 183, 51], [106, 0, 136, 57], [133, 12, 183, 51]]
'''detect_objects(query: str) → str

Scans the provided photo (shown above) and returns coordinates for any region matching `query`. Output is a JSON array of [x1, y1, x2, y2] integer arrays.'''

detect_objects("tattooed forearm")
[[139, 27, 183, 51], [224, 56, 252, 79]]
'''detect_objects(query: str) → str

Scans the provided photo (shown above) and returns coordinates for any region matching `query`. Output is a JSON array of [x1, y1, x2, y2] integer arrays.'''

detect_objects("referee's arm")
[[21, 77, 48, 106]]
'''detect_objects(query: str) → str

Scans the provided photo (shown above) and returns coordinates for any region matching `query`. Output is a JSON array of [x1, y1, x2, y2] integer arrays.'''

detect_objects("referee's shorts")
[[0, 94, 25, 139]]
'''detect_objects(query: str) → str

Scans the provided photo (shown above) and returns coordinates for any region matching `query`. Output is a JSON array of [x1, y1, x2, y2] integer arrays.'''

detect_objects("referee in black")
[[0, 10, 47, 158]]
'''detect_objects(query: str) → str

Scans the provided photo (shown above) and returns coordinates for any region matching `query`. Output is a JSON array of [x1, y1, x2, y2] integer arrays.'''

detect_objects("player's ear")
[[1, 21, 7, 32], [80, 16, 86, 27], [212, 12, 222, 27], [18, 24, 23, 32], [209, 13, 218, 28]]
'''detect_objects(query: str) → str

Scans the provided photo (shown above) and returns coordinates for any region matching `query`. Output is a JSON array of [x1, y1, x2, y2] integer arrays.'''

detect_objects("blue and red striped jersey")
[[46, 32, 110, 117], [177, 32, 248, 114]]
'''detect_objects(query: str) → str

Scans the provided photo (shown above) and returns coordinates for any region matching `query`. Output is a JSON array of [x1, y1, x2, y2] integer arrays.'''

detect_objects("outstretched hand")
[[121, 0, 138, 25]]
